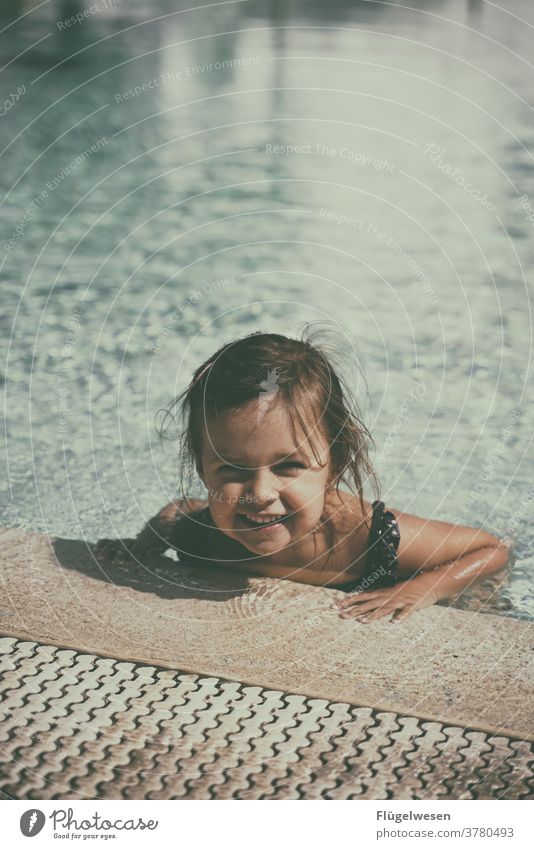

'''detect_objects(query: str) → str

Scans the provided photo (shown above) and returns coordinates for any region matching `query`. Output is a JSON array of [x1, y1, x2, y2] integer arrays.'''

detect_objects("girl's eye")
[[217, 462, 305, 474]]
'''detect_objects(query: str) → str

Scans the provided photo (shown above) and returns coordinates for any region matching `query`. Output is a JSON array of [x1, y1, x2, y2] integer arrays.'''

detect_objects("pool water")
[[1, 0, 533, 620]]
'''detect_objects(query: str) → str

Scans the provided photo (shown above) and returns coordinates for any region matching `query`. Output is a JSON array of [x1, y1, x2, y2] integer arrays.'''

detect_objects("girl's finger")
[[341, 602, 396, 620], [338, 592, 394, 612], [390, 604, 415, 623], [339, 598, 390, 617], [357, 604, 400, 623], [336, 592, 382, 609]]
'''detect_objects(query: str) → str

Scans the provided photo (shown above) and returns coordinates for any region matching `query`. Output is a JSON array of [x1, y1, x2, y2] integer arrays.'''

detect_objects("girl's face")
[[199, 400, 333, 556]]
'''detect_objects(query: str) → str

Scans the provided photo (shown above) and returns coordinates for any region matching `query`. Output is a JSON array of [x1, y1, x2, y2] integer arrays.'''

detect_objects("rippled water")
[[2, 0, 533, 619]]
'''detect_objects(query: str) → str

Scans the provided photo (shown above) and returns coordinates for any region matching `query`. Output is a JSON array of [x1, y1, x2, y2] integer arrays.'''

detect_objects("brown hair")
[[159, 325, 380, 520]]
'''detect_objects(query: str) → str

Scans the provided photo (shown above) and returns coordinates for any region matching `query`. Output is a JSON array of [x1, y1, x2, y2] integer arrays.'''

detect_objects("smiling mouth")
[[238, 513, 292, 530]]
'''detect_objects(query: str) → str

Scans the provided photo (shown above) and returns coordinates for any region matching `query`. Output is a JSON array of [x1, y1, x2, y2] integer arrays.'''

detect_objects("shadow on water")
[[52, 536, 251, 602]]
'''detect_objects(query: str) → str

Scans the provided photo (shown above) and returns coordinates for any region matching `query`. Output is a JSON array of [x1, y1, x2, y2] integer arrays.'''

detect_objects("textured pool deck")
[[0, 638, 532, 800], [1, 525, 533, 798], [2, 526, 533, 741]]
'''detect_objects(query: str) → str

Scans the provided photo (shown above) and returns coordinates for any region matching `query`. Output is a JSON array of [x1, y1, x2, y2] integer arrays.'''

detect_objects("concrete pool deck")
[[0, 525, 533, 798]]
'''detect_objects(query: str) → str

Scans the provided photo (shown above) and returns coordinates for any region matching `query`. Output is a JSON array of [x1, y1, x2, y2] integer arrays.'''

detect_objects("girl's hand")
[[334, 572, 442, 624]]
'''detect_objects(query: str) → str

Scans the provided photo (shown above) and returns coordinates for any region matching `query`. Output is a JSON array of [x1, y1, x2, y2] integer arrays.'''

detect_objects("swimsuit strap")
[[365, 499, 400, 588], [342, 499, 400, 592]]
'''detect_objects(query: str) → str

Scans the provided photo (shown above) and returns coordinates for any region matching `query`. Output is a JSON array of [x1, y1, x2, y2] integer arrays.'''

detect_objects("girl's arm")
[[394, 509, 509, 594], [133, 498, 207, 556], [94, 498, 207, 564], [336, 508, 510, 623]]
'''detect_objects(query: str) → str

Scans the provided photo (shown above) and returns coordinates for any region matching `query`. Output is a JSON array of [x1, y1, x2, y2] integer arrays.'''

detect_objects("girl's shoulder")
[[324, 488, 373, 535], [166, 500, 215, 565], [323, 489, 374, 567], [325, 491, 401, 587]]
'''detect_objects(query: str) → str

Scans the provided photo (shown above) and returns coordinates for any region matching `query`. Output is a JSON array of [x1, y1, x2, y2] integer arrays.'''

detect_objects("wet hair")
[[159, 325, 380, 521]]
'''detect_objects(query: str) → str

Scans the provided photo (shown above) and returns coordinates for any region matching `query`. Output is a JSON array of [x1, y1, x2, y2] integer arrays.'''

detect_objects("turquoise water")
[[2, 0, 533, 619]]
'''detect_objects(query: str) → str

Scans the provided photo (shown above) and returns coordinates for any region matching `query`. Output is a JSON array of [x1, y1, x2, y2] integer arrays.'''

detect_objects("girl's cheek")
[[285, 478, 323, 503], [210, 481, 246, 508]]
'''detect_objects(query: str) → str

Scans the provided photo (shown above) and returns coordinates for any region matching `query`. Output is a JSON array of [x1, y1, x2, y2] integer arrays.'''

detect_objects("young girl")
[[96, 330, 509, 624]]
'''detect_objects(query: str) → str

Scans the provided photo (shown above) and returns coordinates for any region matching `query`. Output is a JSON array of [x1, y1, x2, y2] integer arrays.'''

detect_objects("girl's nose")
[[247, 469, 279, 506]]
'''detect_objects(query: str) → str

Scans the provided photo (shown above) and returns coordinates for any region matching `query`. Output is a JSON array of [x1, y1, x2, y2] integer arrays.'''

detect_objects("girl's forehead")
[[204, 399, 312, 439], [201, 402, 330, 464]]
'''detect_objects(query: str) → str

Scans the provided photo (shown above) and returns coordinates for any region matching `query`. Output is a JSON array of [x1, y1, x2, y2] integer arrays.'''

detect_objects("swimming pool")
[[2, 0, 533, 620]]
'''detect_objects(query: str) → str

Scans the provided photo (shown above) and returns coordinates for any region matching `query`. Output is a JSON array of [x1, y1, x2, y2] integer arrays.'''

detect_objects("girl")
[[96, 330, 509, 624]]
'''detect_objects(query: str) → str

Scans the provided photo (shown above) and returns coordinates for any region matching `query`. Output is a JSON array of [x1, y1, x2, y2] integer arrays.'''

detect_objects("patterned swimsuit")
[[342, 499, 400, 591], [171, 499, 400, 589]]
